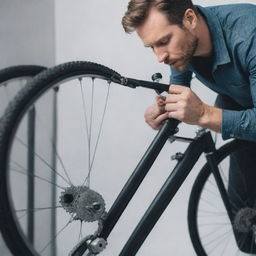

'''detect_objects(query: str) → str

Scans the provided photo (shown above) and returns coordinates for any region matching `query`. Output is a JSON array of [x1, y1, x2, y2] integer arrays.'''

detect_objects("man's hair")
[[122, 0, 197, 33]]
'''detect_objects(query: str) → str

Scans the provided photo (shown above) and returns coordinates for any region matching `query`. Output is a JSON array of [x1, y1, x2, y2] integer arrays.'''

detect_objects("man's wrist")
[[198, 104, 222, 133]]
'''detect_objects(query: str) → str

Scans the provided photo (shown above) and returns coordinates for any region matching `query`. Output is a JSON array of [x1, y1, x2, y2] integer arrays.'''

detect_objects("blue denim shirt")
[[170, 4, 256, 141]]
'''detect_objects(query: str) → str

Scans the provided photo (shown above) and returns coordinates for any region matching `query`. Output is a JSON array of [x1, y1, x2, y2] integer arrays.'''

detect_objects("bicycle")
[[0, 61, 255, 256]]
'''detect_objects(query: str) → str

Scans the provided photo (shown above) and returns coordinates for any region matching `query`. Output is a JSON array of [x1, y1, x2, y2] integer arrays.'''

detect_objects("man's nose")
[[156, 51, 168, 63]]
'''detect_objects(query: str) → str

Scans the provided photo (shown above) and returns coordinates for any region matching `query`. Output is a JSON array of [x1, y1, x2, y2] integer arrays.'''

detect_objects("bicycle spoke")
[[10, 161, 65, 190], [201, 224, 228, 240], [78, 221, 83, 242], [10, 163, 65, 190], [15, 136, 71, 186], [88, 79, 95, 162], [198, 209, 227, 215], [36, 113, 73, 186], [15, 206, 61, 221], [39, 217, 73, 254], [16, 206, 61, 213], [203, 185, 222, 199], [79, 78, 91, 181], [88, 83, 110, 175], [219, 164, 248, 208], [80, 79, 111, 187], [205, 228, 232, 253], [17, 212, 28, 220], [199, 222, 230, 227], [220, 233, 232, 255]]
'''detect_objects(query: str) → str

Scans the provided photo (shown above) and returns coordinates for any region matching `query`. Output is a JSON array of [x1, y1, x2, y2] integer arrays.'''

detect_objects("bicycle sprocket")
[[59, 186, 105, 222]]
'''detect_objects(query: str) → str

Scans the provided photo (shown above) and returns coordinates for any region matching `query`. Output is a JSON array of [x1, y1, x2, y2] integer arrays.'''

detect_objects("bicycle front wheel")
[[0, 61, 138, 256], [188, 139, 256, 255]]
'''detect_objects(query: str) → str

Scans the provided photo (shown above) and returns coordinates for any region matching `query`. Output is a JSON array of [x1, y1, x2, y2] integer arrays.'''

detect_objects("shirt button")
[[230, 134, 235, 138]]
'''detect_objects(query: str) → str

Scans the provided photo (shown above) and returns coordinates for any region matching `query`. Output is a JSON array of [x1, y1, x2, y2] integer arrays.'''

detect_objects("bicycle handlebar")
[[110, 74, 180, 134], [110, 74, 170, 93]]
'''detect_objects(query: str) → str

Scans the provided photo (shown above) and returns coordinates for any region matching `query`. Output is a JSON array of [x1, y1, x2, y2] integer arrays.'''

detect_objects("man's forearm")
[[198, 104, 222, 133]]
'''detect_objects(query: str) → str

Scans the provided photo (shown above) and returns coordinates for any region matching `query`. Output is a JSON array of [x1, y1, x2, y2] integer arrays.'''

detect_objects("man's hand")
[[144, 95, 169, 130], [165, 85, 205, 125], [144, 85, 222, 133], [166, 85, 222, 132]]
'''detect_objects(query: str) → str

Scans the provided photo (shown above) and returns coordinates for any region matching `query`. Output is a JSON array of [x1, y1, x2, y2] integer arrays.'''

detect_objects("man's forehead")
[[138, 31, 171, 47], [136, 8, 173, 46]]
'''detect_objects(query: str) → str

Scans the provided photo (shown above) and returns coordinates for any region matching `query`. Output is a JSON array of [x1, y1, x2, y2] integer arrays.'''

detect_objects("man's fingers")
[[168, 111, 179, 120], [166, 94, 179, 103], [152, 112, 169, 129], [165, 103, 177, 112], [156, 95, 166, 105], [168, 84, 187, 94]]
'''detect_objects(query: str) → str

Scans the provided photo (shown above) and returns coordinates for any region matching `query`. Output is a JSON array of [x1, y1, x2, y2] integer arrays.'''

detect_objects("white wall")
[[0, 1, 56, 255], [0, 0, 55, 69]]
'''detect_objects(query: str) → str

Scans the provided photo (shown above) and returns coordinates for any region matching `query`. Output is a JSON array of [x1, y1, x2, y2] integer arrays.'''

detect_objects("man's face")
[[136, 7, 198, 72]]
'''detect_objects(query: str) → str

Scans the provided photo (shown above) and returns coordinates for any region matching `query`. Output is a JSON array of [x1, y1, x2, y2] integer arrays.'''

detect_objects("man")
[[122, 0, 256, 253]]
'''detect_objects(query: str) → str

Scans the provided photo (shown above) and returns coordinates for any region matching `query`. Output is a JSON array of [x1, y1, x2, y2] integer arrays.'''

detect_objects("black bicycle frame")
[[76, 77, 235, 255], [86, 118, 233, 255]]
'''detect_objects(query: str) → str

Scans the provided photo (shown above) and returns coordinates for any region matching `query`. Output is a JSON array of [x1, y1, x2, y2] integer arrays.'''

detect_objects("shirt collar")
[[195, 5, 231, 71]]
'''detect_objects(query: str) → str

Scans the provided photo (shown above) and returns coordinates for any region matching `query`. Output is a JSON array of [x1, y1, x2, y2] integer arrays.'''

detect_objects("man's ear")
[[182, 9, 197, 30]]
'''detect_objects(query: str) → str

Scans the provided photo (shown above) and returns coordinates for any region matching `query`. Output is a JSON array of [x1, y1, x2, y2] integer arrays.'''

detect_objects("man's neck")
[[194, 14, 212, 57]]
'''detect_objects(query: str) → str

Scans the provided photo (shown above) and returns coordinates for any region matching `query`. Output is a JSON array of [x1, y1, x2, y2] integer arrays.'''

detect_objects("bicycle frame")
[[84, 117, 233, 255], [65, 74, 237, 255]]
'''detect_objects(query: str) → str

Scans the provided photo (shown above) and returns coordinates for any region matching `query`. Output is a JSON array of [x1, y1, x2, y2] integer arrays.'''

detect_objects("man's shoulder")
[[199, 4, 256, 39], [205, 4, 256, 27], [206, 3, 255, 12]]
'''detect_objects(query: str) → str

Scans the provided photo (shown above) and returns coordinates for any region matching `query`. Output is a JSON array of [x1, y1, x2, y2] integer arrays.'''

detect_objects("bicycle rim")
[[0, 61, 140, 256]]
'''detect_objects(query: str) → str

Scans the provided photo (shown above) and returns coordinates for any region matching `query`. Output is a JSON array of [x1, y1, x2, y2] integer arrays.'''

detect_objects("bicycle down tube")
[[118, 129, 208, 255]]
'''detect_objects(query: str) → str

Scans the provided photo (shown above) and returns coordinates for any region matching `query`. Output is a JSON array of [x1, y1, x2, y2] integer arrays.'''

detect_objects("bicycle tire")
[[0, 65, 46, 116], [0, 65, 47, 255], [188, 139, 256, 255], [0, 65, 46, 84], [0, 61, 126, 256]]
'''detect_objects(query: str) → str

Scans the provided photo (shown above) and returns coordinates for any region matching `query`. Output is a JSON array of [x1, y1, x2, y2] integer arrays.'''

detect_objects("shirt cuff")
[[221, 109, 242, 140], [169, 67, 192, 87]]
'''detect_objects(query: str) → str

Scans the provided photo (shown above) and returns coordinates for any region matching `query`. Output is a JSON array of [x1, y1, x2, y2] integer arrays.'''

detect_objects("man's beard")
[[181, 34, 199, 68]]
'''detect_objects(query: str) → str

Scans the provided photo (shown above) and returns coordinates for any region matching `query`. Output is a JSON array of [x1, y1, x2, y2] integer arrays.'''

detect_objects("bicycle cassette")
[[59, 186, 106, 222]]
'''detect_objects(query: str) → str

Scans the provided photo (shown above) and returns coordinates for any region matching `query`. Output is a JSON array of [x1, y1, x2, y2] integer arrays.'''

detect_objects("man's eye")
[[158, 38, 169, 46], [159, 38, 169, 46]]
